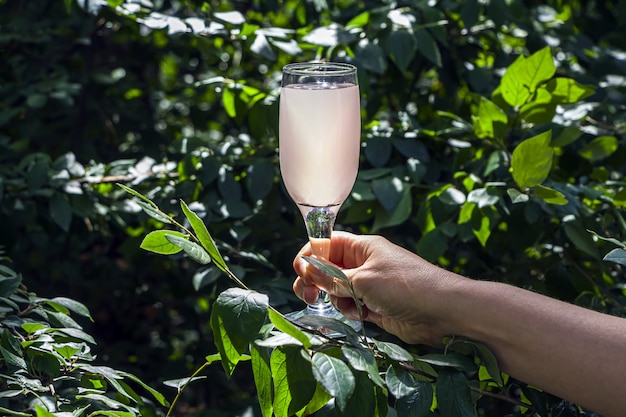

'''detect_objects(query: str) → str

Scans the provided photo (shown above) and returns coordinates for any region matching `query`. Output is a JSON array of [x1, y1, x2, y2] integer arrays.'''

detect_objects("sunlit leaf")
[[222, 86, 236, 118], [165, 234, 211, 264], [213, 288, 268, 356], [511, 130, 553, 189], [578, 135, 618, 162], [47, 297, 92, 320], [472, 96, 508, 139], [547, 77, 595, 104], [501, 46, 555, 106], [180, 200, 228, 271], [533, 184, 568, 205], [140, 230, 186, 255], [268, 308, 315, 348], [211, 289, 263, 378], [603, 248, 626, 266], [395, 382, 433, 417], [374, 340, 413, 362], [116, 183, 156, 207], [251, 344, 273, 417], [419, 353, 476, 373], [137, 200, 172, 224], [271, 345, 316, 417]]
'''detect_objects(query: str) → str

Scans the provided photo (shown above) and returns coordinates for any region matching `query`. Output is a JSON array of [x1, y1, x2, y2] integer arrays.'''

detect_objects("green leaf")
[[53, 343, 81, 359], [301, 382, 333, 416], [507, 188, 529, 203], [460, 0, 480, 27], [472, 96, 508, 139], [371, 185, 413, 232], [140, 230, 187, 255], [387, 28, 417, 73], [163, 376, 207, 390], [180, 200, 228, 271], [268, 308, 315, 348], [356, 41, 387, 74], [342, 345, 385, 388], [301, 256, 349, 285], [55, 328, 96, 344], [0, 275, 21, 298], [335, 370, 377, 417], [78, 365, 141, 404], [374, 340, 413, 362], [271, 345, 316, 417], [519, 87, 557, 124], [311, 351, 355, 412], [116, 183, 157, 207], [386, 364, 419, 398], [563, 219, 600, 259], [466, 188, 500, 208], [415, 29, 442, 67], [119, 370, 169, 407], [372, 176, 405, 213], [419, 353, 477, 373], [449, 340, 503, 386], [578, 135, 618, 162], [298, 315, 363, 347], [222, 85, 237, 118], [533, 184, 568, 205], [546, 77, 595, 104], [246, 159, 275, 202], [49, 192, 72, 232], [211, 288, 268, 376], [0, 332, 26, 370], [416, 229, 447, 263], [165, 234, 212, 264], [511, 130, 553, 188], [47, 297, 92, 320], [500, 46, 555, 107], [435, 369, 476, 417], [136, 200, 172, 224], [34, 405, 56, 417], [395, 382, 433, 417], [251, 344, 273, 417]]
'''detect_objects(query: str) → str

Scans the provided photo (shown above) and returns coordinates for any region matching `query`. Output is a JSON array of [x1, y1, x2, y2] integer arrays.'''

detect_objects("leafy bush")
[[0, 249, 167, 416]]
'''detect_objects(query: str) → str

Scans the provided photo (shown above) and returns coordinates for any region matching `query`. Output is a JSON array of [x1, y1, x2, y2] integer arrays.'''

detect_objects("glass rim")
[[282, 61, 357, 75]]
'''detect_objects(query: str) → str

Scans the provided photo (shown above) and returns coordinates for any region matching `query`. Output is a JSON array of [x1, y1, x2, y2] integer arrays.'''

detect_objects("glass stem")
[[302, 206, 337, 314]]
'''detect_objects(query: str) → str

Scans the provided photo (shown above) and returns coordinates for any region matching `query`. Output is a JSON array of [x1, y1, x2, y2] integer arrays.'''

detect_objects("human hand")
[[292, 231, 466, 346]]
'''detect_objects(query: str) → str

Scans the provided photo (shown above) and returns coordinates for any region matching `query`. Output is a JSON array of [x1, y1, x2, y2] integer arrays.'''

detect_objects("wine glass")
[[279, 61, 362, 335]]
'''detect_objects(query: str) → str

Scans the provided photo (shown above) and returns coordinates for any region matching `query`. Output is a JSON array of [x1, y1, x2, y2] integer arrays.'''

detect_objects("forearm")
[[446, 278, 626, 417]]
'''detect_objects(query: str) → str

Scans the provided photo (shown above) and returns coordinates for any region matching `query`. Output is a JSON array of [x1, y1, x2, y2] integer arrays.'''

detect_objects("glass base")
[[285, 303, 362, 338]]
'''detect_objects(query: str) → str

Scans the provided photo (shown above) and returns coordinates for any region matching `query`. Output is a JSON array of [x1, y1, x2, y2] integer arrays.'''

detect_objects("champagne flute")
[[279, 61, 362, 335]]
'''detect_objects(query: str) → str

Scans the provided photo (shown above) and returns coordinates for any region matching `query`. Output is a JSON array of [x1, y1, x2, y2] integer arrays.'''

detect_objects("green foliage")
[[1, 0, 626, 415], [0, 250, 167, 416]]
